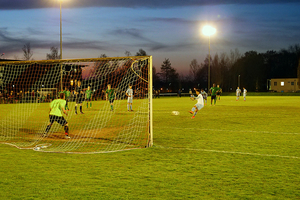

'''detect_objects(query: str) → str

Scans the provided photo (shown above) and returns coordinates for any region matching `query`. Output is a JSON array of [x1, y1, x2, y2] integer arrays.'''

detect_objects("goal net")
[[0, 56, 153, 153]]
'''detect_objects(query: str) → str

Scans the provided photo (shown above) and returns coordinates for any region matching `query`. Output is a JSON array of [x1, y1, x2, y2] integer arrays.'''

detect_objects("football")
[[172, 111, 180, 115]]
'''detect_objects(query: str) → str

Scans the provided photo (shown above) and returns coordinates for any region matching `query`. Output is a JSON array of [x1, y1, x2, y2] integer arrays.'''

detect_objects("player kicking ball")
[[189, 89, 204, 119], [126, 85, 133, 111], [44, 92, 70, 139]]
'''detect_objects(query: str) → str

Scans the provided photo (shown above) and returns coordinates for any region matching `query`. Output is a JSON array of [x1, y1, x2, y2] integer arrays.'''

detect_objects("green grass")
[[0, 96, 300, 199]]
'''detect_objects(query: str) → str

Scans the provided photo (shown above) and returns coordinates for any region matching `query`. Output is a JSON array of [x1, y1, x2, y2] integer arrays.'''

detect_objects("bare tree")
[[124, 50, 131, 57], [298, 57, 300, 90], [99, 54, 108, 58], [13, 55, 20, 60], [136, 49, 147, 56], [46, 47, 60, 60], [229, 48, 241, 66], [189, 59, 200, 82], [22, 43, 33, 60]]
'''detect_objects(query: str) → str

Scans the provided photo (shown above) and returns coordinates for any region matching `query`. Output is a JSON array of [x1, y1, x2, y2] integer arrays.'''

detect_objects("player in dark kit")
[[75, 81, 84, 114], [209, 83, 219, 106], [106, 84, 116, 111]]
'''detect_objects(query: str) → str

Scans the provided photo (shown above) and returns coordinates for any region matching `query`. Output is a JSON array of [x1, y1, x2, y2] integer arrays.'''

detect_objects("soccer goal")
[[0, 56, 153, 153]]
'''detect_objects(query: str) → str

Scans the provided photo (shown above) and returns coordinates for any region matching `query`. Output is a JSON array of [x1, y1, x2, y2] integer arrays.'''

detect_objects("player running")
[[126, 85, 133, 111], [85, 86, 93, 108], [236, 87, 241, 101], [189, 89, 204, 119], [243, 87, 247, 101], [200, 89, 207, 105], [106, 84, 116, 111], [75, 81, 84, 114], [44, 92, 70, 139]]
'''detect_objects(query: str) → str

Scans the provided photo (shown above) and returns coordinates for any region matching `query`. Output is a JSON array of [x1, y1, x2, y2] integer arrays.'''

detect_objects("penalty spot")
[[172, 111, 180, 115]]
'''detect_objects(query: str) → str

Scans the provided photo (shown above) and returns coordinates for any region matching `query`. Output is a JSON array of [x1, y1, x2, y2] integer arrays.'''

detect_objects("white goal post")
[[0, 56, 153, 153]]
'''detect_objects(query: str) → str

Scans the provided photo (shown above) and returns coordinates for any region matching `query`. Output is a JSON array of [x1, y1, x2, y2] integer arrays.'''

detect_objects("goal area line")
[[159, 126, 300, 135], [155, 146, 300, 160]]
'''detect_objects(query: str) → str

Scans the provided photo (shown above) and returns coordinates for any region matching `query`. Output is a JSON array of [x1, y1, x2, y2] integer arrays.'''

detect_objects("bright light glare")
[[202, 25, 216, 36]]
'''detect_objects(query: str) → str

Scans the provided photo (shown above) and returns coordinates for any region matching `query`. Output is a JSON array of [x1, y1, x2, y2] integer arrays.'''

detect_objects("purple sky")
[[0, 0, 300, 75]]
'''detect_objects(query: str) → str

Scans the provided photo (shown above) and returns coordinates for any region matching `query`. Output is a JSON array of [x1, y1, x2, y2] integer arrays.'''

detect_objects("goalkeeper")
[[189, 89, 204, 119], [44, 92, 70, 139]]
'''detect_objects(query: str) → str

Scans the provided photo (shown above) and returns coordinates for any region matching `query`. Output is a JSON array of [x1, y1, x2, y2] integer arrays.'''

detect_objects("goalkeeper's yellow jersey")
[[50, 99, 66, 117]]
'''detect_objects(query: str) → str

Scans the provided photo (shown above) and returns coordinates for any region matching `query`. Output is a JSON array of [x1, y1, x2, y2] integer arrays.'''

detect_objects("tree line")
[[21, 43, 300, 92], [152, 45, 300, 92]]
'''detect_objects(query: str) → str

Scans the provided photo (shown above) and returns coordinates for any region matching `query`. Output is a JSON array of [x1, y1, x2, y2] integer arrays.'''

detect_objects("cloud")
[[0, 27, 112, 56], [1, 0, 300, 10], [109, 28, 151, 42]]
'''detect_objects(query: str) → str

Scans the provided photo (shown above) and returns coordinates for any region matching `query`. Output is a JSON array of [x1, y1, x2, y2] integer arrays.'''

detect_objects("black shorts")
[[76, 97, 84, 104], [211, 95, 216, 100], [109, 99, 114, 104], [49, 115, 67, 126], [216, 92, 221, 95]]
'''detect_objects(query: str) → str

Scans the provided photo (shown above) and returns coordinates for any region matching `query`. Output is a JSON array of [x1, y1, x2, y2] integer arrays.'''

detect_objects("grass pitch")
[[0, 96, 299, 199]]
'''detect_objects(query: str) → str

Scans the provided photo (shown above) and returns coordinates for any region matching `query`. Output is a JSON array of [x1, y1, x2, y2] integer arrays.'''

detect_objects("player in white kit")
[[126, 85, 133, 111], [243, 87, 247, 101], [236, 87, 241, 101], [200, 89, 207, 105], [189, 89, 204, 119]]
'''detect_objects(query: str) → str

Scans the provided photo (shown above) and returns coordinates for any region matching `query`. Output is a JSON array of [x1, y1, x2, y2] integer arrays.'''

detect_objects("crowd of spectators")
[[0, 89, 56, 104]]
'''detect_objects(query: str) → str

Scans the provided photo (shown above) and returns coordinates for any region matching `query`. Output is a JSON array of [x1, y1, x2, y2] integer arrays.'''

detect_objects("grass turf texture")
[[0, 96, 300, 199]]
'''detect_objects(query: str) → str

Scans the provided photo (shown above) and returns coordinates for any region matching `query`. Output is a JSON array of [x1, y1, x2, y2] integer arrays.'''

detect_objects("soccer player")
[[106, 84, 115, 111], [216, 84, 222, 101], [64, 87, 71, 111], [236, 87, 241, 101], [75, 81, 84, 114], [209, 83, 219, 106], [44, 92, 70, 139], [189, 89, 204, 119], [189, 89, 193, 97], [200, 89, 207, 105], [85, 86, 93, 108], [126, 85, 133, 111], [243, 87, 247, 101]]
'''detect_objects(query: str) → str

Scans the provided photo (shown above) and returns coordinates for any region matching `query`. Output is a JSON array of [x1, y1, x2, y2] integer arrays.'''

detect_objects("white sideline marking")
[[157, 146, 300, 160], [158, 127, 300, 135]]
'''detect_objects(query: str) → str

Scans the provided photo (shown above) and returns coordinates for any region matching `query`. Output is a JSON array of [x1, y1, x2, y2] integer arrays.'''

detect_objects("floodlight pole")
[[208, 36, 211, 92], [60, 0, 63, 91], [202, 25, 216, 93], [60, 1, 62, 59]]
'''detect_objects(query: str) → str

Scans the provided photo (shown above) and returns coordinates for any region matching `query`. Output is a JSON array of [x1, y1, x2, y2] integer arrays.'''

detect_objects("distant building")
[[269, 78, 299, 92]]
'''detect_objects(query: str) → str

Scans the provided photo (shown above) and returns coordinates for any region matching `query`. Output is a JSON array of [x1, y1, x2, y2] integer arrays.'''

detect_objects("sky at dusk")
[[0, 0, 300, 75]]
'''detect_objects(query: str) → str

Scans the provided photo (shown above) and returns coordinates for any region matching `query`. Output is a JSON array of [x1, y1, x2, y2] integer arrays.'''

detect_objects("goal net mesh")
[[0, 56, 152, 153]]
